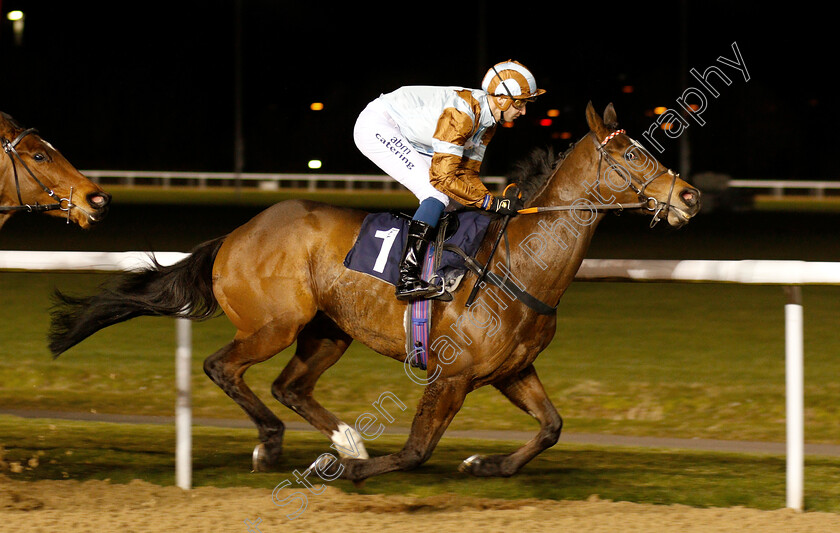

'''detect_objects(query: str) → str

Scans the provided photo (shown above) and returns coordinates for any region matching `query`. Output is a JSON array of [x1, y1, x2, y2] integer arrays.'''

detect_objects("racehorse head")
[[0, 111, 111, 230], [584, 101, 700, 227]]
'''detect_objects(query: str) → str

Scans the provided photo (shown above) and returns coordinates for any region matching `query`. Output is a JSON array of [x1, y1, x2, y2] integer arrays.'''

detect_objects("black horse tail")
[[48, 236, 227, 358]]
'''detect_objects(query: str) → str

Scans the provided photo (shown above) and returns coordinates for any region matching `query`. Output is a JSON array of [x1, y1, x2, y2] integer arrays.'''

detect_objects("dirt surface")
[[2, 476, 839, 533]]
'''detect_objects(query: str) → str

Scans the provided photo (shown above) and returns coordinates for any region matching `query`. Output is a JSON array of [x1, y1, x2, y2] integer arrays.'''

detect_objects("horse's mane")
[[506, 143, 576, 202], [0, 112, 24, 134]]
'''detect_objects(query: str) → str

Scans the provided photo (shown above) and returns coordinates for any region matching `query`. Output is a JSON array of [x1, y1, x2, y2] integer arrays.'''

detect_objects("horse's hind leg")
[[270, 312, 366, 457], [203, 319, 305, 471], [459, 364, 562, 477]]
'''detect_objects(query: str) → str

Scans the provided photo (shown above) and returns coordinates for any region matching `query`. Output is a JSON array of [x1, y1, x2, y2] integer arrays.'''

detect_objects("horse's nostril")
[[680, 188, 699, 207], [87, 192, 111, 209]]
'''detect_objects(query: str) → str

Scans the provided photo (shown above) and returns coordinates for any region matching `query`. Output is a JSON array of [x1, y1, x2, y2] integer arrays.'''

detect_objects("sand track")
[[2, 476, 839, 533]]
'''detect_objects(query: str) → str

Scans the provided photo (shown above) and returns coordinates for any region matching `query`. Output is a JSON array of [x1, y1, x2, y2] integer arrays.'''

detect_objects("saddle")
[[343, 209, 492, 296], [344, 209, 492, 371]]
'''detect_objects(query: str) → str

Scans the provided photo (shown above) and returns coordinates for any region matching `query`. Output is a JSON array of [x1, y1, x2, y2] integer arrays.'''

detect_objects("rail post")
[[784, 286, 804, 511], [175, 317, 192, 490]]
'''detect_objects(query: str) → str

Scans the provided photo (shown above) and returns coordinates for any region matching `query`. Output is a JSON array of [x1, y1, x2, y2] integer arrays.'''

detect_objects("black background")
[[0, 1, 830, 180], [1, 2, 836, 260]]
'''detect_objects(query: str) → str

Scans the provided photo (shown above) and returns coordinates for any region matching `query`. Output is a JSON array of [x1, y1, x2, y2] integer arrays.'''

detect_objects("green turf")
[[2, 415, 839, 512], [1, 272, 839, 445]]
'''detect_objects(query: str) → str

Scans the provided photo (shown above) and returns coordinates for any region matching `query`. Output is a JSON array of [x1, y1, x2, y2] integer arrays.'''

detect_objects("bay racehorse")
[[48, 102, 700, 482], [1, 111, 110, 231]]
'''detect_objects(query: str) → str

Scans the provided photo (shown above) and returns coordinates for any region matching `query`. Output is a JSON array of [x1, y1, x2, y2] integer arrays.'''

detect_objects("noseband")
[[1, 127, 74, 220]]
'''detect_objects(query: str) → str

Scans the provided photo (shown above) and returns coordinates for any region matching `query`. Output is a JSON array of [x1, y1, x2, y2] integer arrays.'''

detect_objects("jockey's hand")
[[487, 195, 524, 216]]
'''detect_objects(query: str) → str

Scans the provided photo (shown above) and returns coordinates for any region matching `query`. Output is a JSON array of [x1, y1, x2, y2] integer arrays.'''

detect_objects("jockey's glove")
[[486, 195, 524, 216]]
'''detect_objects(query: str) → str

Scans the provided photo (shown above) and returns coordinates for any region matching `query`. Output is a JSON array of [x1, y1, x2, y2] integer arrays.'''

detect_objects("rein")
[[1, 128, 74, 220]]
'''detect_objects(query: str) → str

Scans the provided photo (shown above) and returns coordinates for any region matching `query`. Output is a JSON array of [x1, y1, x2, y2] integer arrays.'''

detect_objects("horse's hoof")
[[251, 443, 276, 472], [252, 444, 266, 472], [458, 454, 483, 475], [251, 438, 285, 472]]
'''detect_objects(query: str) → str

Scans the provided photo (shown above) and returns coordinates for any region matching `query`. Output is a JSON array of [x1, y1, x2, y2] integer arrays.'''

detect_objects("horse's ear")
[[603, 103, 618, 128], [585, 101, 605, 133]]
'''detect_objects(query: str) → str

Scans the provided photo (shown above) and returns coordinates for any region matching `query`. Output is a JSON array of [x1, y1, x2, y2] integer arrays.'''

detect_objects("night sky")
[[0, 1, 830, 181]]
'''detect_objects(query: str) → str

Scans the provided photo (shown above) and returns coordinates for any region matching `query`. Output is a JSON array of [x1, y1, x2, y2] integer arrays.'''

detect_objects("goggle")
[[511, 97, 536, 110], [490, 66, 538, 111]]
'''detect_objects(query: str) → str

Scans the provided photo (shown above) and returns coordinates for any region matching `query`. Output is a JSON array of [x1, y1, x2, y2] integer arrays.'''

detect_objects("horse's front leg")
[[459, 364, 562, 477], [335, 376, 469, 483]]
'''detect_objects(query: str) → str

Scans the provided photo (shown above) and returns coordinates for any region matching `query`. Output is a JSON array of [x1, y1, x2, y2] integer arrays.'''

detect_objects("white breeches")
[[353, 99, 450, 206]]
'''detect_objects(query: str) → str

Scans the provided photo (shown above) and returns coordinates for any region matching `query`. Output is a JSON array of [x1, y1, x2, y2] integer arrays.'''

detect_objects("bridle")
[[519, 129, 681, 228], [590, 129, 679, 227], [1, 127, 75, 220]]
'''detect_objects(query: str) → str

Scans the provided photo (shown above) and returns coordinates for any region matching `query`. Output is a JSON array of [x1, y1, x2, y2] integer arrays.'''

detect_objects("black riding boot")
[[395, 220, 439, 301]]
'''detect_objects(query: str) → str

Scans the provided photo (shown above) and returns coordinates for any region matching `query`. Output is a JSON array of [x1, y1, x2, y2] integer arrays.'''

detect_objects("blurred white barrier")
[[729, 179, 840, 198], [575, 259, 840, 285], [0, 250, 187, 271], [80, 170, 507, 192], [77, 170, 838, 198], [4, 251, 840, 506]]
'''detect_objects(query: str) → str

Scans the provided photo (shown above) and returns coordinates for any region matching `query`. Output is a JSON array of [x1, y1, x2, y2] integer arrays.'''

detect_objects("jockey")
[[353, 59, 546, 301]]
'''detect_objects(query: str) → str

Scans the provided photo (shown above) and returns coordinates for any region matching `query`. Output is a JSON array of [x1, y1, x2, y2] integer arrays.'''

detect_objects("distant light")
[[310, 102, 324, 111], [686, 103, 700, 112], [502, 122, 514, 128], [539, 118, 553, 127], [308, 160, 322, 169], [660, 122, 673, 131], [559, 131, 572, 140], [622, 85, 634, 94], [7, 10, 24, 21], [546, 109, 560, 118], [654, 106, 668, 115]]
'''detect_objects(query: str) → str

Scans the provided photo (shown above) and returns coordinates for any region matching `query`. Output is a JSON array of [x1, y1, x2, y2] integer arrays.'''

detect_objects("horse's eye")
[[625, 151, 637, 161], [33, 153, 46, 162]]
